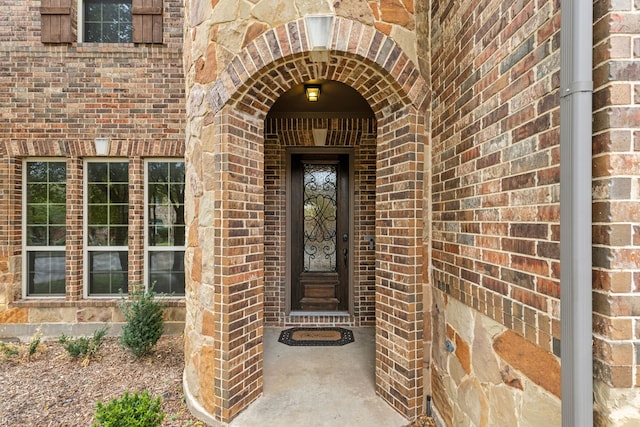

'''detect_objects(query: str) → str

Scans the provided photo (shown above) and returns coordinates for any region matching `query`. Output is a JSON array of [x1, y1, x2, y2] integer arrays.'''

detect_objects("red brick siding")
[[592, 0, 640, 403], [430, 0, 561, 355], [0, 0, 185, 314]]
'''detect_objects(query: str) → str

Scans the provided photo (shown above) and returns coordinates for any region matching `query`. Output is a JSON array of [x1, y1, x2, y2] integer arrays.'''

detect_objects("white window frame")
[[77, 0, 133, 44], [22, 158, 67, 299], [144, 158, 185, 296], [84, 158, 130, 298]]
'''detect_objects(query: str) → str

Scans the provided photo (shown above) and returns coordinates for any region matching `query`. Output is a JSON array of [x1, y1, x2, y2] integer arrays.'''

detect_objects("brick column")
[[375, 108, 425, 418], [66, 157, 84, 300], [128, 157, 145, 286]]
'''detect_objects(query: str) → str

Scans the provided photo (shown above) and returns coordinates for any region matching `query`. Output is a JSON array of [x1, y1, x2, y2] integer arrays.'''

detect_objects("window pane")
[[49, 183, 66, 204], [109, 162, 128, 182], [27, 251, 65, 296], [109, 226, 128, 246], [89, 251, 128, 294], [109, 205, 128, 225], [149, 251, 185, 294], [49, 162, 66, 181], [88, 204, 108, 225], [84, 0, 132, 43], [49, 205, 66, 225], [27, 184, 47, 203], [89, 183, 108, 203], [88, 226, 109, 246], [26, 226, 47, 246], [87, 162, 128, 248], [170, 162, 185, 182], [49, 227, 66, 247], [146, 161, 186, 294], [109, 183, 128, 203], [27, 162, 47, 182], [87, 162, 108, 182], [26, 161, 67, 248], [27, 205, 48, 225]]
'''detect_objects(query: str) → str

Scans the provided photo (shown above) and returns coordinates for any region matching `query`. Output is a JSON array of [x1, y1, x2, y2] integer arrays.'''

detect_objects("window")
[[146, 161, 185, 295], [86, 161, 129, 295], [84, 0, 133, 43], [24, 161, 67, 296]]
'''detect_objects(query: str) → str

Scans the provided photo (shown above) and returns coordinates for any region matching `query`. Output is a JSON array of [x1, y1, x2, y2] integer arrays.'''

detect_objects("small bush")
[[93, 391, 165, 427], [28, 328, 43, 360], [59, 326, 109, 358], [119, 285, 165, 358], [0, 341, 19, 361]]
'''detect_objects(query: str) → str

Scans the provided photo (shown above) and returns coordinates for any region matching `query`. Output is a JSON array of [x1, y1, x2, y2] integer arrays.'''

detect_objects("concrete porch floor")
[[228, 327, 408, 427]]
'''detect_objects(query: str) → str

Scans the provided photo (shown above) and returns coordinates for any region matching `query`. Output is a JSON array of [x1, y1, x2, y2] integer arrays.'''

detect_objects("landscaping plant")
[[93, 390, 165, 427], [0, 341, 19, 361], [27, 327, 43, 361], [119, 285, 165, 357], [59, 325, 109, 359]]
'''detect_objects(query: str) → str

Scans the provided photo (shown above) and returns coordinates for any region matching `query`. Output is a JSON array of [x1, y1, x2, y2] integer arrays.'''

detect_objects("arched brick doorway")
[[183, 17, 428, 425]]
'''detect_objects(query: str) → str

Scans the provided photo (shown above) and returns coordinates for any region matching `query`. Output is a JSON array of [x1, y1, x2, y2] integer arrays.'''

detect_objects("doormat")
[[278, 327, 354, 346]]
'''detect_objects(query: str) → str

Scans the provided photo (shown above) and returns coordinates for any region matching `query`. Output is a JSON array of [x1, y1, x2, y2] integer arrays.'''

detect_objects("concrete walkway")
[[229, 327, 408, 427]]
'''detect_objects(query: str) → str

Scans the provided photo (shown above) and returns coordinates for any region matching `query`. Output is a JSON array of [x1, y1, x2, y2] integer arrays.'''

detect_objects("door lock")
[[343, 233, 348, 242]]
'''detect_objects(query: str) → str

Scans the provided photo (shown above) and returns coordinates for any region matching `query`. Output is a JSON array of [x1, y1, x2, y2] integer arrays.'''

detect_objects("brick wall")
[[0, 0, 186, 331], [429, 0, 563, 423], [592, 0, 640, 424]]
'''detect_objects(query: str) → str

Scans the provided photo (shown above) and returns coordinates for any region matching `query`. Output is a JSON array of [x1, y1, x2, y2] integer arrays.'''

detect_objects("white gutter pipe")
[[559, 0, 593, 425]]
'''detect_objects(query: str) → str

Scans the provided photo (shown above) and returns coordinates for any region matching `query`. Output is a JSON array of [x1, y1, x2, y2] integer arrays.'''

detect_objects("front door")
[[290, 153, 350, 311]]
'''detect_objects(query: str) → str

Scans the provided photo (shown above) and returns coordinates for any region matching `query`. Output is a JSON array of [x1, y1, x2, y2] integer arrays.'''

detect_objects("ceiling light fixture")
[[305, 85, 321, 102]]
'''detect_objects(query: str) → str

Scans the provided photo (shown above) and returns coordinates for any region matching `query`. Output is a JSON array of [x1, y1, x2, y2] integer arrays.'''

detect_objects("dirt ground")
[[1, 335, 435, 426], [0, 336, 202, 426]]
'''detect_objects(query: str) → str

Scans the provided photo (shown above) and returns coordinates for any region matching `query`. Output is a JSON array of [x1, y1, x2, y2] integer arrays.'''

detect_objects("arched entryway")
[[183, 16, 429, 425]]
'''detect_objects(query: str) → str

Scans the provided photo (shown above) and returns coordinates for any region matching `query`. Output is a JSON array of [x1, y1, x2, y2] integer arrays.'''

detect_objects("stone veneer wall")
[[592, 0, 640, 425], [429, 0, 563, 424], [0, 0, 187, 336], [263, 117, 377, 327]]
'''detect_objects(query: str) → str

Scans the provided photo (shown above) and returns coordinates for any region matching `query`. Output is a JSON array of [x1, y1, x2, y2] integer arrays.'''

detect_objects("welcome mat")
[[278, 327, 355, 346]]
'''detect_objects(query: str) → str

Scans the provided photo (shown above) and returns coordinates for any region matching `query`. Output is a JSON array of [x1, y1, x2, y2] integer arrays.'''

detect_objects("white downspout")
[[559, 0, 593, 426]]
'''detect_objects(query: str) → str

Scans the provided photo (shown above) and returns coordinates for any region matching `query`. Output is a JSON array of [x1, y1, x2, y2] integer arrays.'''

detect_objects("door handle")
[[343, 247, 348, 266]]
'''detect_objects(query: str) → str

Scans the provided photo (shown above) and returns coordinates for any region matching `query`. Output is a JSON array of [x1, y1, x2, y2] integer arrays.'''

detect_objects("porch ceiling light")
[[305, 15, 333, 51], [94, 137, 110, 156], [305, 85, 321, 102]]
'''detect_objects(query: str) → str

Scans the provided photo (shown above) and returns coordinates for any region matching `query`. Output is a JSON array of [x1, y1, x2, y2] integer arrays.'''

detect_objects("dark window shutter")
[[132, 0, 163, 44], [40, 0, 73, 43]]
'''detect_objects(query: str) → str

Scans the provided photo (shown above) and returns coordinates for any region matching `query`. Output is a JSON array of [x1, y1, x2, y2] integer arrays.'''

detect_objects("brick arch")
[[205, 16, 428, 119], [184, 15, 427, 426]]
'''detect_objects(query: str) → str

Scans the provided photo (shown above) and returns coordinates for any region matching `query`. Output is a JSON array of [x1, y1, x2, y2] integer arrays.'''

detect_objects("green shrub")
[[59, 326, 109, 358], [28, 328, 43, 360], [93, 391, 165, 427], [119, 286, 165, 358], [0, 341, 19, 361]]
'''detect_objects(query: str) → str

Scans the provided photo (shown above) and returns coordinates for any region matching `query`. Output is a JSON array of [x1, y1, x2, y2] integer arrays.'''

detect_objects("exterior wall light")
[[305, 85, 321, 102], [94, 137, 110, 156]]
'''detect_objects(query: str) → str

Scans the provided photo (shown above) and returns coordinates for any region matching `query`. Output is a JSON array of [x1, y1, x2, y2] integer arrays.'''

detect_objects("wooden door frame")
[[285, 147, 355, 315]]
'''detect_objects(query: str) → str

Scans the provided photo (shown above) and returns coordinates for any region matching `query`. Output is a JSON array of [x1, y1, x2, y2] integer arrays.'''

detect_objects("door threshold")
[[289, 311, 351, 317]]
